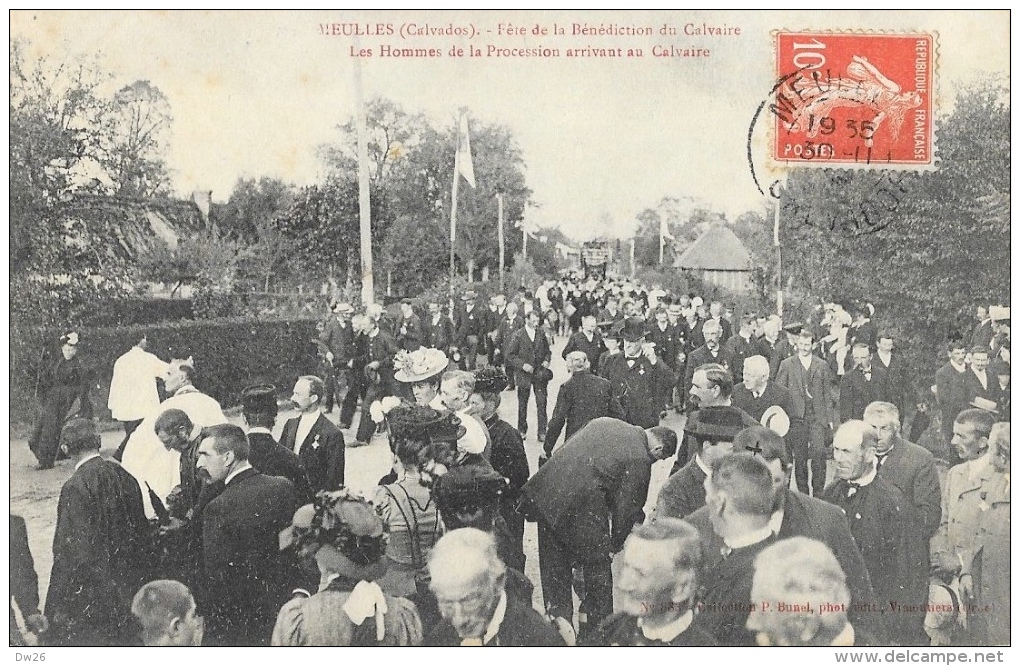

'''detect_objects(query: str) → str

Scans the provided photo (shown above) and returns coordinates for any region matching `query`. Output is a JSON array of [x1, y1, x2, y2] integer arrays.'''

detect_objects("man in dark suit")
[[152, 409, 225, 589], [646, 307, 681, 367], [731, 355, 795, 423], [318, 301, 355, 415], [423, 299, 456, 355], [241, 384, 312, 504], [562, 314, 605, 374], [396, 298, 425, 351], [864, 401, 942, 544], [722, 313, 758, 384], [600, 317, 676, 429], [543, 351, 624, 458], [683, 427, 888, 645], [484, 294, 507, 364], [280, 376, 345, 490], [493, 301, 525, 390], [935, 339, 971, 459], [874, 332, 911, 416], [684, 319, 735, 393], [506, 308, 553, 440], [425, 528, 564, 646], [666, 303, 692, 409], [966, 305, 992, 349], [962, 347, 1000, 408], [197, 424, 299, 646], [707, 301, 733, 344], [754, 316, 785, 378], [675, 363, 757, 471], [988, 358, 1011, 418], [354, 316, 401, 444], [645, 308, 682, 408], [693, 454, 777, 645], [655, 405, 750, 520], [775, 328, 837, 497], [338, 314, 370, 430], [10, 515, 48, 646], [454, 290, 487, 370], [840, 344, 891, 422], [823, 421, 929, 646], [45, 419, 150, 646], [520, 417, 677, 635], [154, 408, 210, 518]]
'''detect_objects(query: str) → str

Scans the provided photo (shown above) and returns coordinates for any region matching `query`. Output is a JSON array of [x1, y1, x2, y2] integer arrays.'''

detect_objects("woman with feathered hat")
[[272, 490, 423, 646]]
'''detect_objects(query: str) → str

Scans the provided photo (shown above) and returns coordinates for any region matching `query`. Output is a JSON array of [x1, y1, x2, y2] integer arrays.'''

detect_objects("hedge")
[[79, 297, 196, 328], [11, 317, 323, 425]]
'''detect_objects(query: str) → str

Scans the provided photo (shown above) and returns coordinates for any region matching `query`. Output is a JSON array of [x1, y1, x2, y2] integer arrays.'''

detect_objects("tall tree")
[[103, 80, 173, 197], [277, 175, 392, 289], [379, 214, 449, 295], [218, 177, 298, 290], [320, 97, 428, 185], [10, 39, 111, 273]]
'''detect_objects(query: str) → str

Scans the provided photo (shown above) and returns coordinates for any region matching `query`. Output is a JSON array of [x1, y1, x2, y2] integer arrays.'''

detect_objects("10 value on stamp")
[[772, 32, 934, 169]]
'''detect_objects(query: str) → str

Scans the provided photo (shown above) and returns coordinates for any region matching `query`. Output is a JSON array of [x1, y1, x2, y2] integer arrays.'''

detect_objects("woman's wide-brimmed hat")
[[279, 489, 389, 579], [387, 403, 466, 444], [60, 331, 79, 346], [394, 348, 450, 383]]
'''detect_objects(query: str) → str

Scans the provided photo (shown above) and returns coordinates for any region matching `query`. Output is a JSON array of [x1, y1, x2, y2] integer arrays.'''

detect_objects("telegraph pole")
[[353, 40, 374, 306], [773, 190, 783, 317], [497, 193, 505, 293]]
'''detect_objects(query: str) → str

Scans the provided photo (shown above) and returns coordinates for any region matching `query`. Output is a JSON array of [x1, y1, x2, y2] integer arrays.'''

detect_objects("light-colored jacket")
[[107, 346, 169, 421]]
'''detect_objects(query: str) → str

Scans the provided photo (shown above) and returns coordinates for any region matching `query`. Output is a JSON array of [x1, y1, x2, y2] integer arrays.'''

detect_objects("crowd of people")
[[11, 272, 1011, 648]]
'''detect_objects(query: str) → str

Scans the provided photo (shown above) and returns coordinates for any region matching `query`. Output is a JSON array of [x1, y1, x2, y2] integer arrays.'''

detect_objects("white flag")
[[660, 216, 674, 241], [457, 114, 476, 188]]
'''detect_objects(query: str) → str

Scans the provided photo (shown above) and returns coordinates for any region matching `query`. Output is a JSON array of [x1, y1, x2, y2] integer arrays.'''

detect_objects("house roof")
[[674, 224, 752, 272], [57, 194, 212, 262]]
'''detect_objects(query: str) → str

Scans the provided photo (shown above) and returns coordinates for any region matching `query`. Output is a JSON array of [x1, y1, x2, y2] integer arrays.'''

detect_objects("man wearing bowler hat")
[[240, 384, 312, 504], [600, 317, 676, 429], [654, 404, 754, 520]]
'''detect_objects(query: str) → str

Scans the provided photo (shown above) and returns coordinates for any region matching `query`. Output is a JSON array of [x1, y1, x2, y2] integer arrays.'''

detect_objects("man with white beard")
[[121, 358, 227, 518]]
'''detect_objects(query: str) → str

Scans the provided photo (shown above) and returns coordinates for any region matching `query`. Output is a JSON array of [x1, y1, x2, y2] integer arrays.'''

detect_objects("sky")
[[10, 9, 1011, 241]]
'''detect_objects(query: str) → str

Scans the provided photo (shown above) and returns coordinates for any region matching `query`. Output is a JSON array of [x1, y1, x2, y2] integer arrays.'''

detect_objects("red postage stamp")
[[772, 32, 935, 168]]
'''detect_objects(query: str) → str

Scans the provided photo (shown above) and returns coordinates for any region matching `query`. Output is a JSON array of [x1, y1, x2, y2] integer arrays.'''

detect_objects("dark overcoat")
[[520, 418, 654, 559]]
